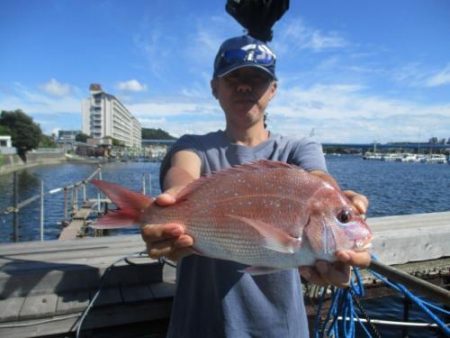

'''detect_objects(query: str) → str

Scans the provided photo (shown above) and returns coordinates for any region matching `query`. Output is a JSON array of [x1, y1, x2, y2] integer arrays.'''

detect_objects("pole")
[[97, 165, 102, 214], [142, 173, 146, 195], [12, 172, 19, 242], [369, 260, 450, 307], [40, 179, 44, 241], [63, 188, 68, 220], [82, 184, 87, 203]]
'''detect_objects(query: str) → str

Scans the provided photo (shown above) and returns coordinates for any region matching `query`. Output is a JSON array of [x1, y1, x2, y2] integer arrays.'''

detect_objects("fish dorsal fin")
[[175, 160, 299, 200]]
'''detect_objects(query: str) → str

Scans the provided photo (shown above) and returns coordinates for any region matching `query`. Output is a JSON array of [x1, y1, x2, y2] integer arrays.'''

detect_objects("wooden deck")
[[0, 211, 449, 337]]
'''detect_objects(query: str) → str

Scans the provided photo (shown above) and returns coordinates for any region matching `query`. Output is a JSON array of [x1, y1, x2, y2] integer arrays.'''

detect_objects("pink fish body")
[[92, 160, 372, 272]]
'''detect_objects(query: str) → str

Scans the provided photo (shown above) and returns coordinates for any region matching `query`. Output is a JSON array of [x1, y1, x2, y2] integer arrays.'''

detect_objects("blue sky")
[[1, 0, 449, 144]]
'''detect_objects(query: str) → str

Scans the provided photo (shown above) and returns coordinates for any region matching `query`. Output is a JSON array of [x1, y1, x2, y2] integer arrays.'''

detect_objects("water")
[[0, 156, 449, 336], [326, 155, 450, 217], [0, 162, 162, 242]]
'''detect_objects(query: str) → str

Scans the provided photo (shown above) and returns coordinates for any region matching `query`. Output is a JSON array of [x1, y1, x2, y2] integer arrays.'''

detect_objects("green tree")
[[0, 125, 10, 135], [75, 132, 90, 143], [0, 110, 42, 160], [39, 134, 57, 148], [142, 128, 176, 140]]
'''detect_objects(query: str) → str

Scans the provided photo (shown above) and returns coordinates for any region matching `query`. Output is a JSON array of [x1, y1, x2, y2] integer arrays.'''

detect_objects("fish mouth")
[[353, 237, 373, 251]]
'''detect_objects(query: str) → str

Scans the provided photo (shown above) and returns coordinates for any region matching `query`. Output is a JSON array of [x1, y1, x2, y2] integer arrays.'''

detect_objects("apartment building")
[[81, 84, 141, 148]]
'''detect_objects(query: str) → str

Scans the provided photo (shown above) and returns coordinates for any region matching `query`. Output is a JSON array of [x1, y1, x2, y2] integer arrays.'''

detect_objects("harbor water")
[[0, 155, 449, 337]]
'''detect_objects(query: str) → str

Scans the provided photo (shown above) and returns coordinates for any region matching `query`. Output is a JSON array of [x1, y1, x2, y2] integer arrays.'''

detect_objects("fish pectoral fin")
[[240, 266, 284, 275], [226, 215, 302, 254]]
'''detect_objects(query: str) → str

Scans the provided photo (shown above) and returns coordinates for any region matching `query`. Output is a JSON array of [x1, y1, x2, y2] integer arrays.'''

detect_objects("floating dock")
[[0, 211, 449, 337]]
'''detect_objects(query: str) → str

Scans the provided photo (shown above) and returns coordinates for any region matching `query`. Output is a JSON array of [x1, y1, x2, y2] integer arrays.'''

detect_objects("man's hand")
[[299, 189, 371, 287], [299, 250, 371, 287], [141, 187, 194, 262]]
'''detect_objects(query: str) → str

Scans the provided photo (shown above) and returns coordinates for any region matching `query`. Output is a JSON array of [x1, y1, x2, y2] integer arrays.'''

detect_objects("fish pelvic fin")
[[91, 179, 153, 229], [226, 215, 302, 254]]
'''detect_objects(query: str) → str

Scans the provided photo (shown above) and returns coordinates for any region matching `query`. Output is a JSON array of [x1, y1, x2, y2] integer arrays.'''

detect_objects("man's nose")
[[236, 83, 252, 93]]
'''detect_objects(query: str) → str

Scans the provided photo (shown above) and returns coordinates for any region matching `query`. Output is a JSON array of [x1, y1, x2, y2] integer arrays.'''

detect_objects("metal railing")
[[1, 166, 152, 242], [1, 166, 103, 242]]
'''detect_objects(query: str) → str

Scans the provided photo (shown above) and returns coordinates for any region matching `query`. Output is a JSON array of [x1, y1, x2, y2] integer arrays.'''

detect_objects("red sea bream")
[[91, 160, 372, 273]]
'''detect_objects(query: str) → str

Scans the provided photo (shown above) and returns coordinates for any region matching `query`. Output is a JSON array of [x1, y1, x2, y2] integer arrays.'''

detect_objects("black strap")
[[226, 0, 290, 42]]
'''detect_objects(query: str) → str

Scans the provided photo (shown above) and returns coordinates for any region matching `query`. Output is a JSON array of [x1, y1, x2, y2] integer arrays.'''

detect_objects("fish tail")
[[91, 179, 153, 229]]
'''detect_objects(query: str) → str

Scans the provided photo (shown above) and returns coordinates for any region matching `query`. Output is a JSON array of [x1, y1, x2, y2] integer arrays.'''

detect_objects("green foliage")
[[0, 125, 10, 135], [75, 132, 90, 143], [142, 128, 176, 140], [0, 110, 42, 159], [39, 134, 57, 148]]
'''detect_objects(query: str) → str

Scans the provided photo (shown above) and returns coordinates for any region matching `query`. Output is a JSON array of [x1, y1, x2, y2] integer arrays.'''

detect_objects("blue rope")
[[369, 269, 450, 336], [312, 257, 450, 338], [314, 268, 374, 338]]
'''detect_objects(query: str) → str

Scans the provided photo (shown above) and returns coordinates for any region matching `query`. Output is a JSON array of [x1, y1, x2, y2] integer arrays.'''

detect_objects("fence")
[[1, 166, 153, 242]]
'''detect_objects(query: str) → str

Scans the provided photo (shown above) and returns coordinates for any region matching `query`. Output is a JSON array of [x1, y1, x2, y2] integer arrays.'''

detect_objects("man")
[[142, 35, 370, 338]]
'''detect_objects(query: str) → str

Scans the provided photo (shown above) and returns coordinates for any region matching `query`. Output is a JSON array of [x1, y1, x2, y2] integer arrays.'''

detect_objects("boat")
[[363, 152, 383, 160], [382, 153, 403, 162], [422, 154, 447, 164], [400, 153, 423, 163]]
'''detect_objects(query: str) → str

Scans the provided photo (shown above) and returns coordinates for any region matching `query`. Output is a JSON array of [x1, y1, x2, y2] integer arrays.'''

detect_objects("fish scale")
[[92, 160, 372, 272]]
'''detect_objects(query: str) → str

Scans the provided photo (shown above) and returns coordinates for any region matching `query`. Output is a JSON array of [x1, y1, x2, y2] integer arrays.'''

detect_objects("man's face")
[[212, 67, 277, 127]]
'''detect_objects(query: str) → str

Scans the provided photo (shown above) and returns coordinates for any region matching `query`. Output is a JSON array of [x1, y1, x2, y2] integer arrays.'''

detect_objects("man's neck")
[[225, 126, 270, 147]]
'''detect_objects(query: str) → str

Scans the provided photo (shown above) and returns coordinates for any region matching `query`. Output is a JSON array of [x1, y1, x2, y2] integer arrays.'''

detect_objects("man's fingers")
[[146, 234, 194, 260], [336, 250, 371, 268], [154, 192, 177, 206], [343, 190, 369, 215], [300, 266, 329, 286], [141, 223, 184, 242], [154, 185, 188, 206]]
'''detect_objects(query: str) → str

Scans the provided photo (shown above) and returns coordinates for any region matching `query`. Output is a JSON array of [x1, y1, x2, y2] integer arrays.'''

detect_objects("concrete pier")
[[0, 211, 449, 337]]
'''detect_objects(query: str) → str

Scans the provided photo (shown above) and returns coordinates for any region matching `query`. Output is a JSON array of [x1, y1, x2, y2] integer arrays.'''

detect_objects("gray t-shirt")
[[160, 130, 327, 338]]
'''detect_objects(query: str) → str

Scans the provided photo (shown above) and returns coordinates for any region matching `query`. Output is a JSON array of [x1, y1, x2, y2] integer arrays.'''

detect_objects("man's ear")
[[210, 78, 218, 98], [268, 81, 277, 99]]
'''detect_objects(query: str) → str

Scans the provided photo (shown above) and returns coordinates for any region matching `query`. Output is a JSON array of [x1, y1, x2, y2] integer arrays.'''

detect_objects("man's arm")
[[141, 150, 201, 261]]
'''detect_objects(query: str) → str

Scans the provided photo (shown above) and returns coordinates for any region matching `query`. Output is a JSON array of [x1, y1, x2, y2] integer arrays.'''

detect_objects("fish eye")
[[337, 209, 352, 223]]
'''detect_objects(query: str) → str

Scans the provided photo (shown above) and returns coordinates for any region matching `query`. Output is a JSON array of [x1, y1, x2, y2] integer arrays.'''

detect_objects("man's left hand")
[[299, 189, 371, 287], [299, 250, 371, 287]]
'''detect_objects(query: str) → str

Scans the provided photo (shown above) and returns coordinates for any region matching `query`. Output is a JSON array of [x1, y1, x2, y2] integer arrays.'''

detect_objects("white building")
[[81, 84, 141, 148], [0, 135, 16, 154]]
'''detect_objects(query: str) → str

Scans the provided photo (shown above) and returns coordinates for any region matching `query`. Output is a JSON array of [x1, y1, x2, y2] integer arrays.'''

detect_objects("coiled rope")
[[313, 256, 450, 337]]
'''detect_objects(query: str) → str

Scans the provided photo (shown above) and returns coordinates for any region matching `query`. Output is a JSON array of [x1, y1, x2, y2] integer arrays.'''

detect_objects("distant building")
[[81, 84, 141, 148], [58, 130, 80, 144]]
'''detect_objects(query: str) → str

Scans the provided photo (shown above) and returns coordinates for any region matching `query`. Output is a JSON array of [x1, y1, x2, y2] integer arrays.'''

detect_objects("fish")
[[91, 160, 372, 274]]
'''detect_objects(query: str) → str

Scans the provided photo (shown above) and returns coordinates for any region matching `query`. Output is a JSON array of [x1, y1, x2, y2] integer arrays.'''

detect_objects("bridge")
[[322, 142, 450, 153], [141, 139, 449, 153]]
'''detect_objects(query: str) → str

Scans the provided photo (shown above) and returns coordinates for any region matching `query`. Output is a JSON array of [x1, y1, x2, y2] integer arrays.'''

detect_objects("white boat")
[[400, 153, 422, 163], [363, 152, 383, 160], [422, 154, 447, 164], [382, 153, 403, 162]]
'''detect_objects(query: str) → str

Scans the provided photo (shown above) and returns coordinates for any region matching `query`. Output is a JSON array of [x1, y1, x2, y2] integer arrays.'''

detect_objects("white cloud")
[[0, 82, 82, 114], [116, 79, 147, 92], [267, 82, 450, 143], [393, 63, 450, 88], [40, 78, 72, 97], [276, 20, 348, 53], [425, 64, 450, 87], [130, 99, 218, 118]]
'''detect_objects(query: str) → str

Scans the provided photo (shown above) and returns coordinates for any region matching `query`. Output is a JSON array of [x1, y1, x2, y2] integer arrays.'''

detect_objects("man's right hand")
[[141, 188, 194, 262]]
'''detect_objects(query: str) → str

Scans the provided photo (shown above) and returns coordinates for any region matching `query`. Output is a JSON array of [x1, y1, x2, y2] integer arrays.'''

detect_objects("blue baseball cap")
[[213, 35, 277, 79]]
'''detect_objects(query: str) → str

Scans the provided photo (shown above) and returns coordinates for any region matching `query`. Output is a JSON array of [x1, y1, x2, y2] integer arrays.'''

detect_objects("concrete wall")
[[0, 150, 67, 176]]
